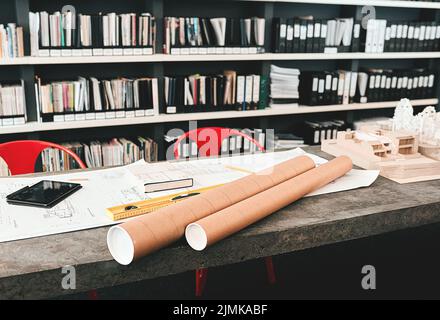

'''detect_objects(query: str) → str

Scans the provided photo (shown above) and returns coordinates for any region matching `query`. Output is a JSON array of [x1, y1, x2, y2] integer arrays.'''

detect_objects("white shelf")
[[246, 0, 440, 9], [0, 98, 436, 135], [2, 52, 440, 66]]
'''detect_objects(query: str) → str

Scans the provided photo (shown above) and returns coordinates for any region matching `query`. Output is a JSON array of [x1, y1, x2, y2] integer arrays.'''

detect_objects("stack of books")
[[29, 10, 156, 57], [164, 71, 264, 114], [0, 23, 24, 58], [0, 81, 26, 126], [300, 70, 358, 106], [273, 17, 359, 53], [35, 76, 159, 122], [270, 65, 300, 107], [299, 68, 436, 106], [163, 16, 265, 54], [366, 19, 440, 53], [41, 137, 158, 172], [361, 68, 436, 102]]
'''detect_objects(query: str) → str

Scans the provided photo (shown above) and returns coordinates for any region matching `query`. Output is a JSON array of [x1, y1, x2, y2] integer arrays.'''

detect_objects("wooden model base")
[[321, 130, 440, 183]]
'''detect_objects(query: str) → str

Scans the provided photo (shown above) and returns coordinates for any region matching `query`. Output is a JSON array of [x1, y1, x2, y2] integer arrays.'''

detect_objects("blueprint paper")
[[0, 167, 145, 243], [0, 149, 379, 243]]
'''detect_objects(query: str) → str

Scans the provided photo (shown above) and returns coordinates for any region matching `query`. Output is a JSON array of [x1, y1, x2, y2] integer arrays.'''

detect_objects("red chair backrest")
[[0, 140, 86, 176], [173, 127, 265, 159]]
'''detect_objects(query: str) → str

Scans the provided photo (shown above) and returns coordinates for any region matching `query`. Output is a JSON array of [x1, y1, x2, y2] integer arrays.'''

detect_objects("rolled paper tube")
[[107, 155, 316, 265], [185, 156, 352, 251]]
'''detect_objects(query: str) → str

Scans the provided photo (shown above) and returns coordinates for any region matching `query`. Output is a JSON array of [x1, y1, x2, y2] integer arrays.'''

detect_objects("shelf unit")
[[1, 0, 440, 160], [0, 98, 436, 135], [246, 0, 440, 9], [3, 51, 440, 65]]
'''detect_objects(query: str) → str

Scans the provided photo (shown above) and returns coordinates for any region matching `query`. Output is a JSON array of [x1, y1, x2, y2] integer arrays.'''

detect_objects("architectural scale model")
[[322, 99, 440, 182]]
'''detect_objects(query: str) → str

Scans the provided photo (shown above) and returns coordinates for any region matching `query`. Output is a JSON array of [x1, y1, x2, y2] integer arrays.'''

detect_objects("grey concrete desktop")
[[1, 147, 440, 299]]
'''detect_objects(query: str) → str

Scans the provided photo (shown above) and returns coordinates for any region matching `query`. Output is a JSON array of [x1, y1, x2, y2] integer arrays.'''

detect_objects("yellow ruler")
[[107, 184, 223, 221]]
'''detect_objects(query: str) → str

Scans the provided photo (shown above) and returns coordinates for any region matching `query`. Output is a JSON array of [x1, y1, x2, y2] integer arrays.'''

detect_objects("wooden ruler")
[[106, 184, 222, 221]]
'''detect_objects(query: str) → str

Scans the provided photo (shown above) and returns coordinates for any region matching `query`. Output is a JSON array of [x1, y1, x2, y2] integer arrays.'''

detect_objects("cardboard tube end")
[[186, 223, 207, 251], [107, 226, 135, 265]]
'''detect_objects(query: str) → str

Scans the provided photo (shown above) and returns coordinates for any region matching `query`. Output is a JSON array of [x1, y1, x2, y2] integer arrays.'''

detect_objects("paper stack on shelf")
[[0, 23, 24, 59], [270, 65, 300, 108], [274, 133, 308, 150]]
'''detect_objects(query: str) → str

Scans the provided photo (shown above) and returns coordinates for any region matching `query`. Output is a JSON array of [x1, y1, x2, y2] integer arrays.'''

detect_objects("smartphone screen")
[[6, 180, 82, 208]]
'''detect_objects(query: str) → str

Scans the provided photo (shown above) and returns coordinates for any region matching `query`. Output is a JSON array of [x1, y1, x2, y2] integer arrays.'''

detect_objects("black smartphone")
[[6, 180, 82, 208]]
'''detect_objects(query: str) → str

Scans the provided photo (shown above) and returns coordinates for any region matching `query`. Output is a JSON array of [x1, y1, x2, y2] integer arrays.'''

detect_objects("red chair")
[[0, 140, 99, 299], [173, 127, 276, 297], [0, 140, 86, 175]]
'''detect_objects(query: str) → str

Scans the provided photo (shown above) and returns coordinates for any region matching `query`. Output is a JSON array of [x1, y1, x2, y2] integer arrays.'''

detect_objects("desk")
[[1, 147, 440, 299]]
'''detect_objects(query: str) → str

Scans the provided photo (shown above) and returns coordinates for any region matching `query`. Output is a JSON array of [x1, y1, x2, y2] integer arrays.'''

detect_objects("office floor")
[[62, 222, 440, 300]]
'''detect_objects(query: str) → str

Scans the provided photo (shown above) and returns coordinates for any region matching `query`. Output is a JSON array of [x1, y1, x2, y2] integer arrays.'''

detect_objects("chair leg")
[[195, 268, 209, 297], [264, 256, 276, 285], [88, 289, 98, 300]]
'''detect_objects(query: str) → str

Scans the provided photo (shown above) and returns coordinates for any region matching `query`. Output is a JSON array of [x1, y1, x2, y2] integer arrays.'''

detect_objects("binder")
[[435, 24, 440, 51], [324, 72, 332, 104], [273, 18, 287, 53], [317, 73, 325, 105], [389, 23, 397, 52], [351, 21, 361, 52], [313, 20, 321, 53], [286, 18, 294, 53], [357, 72, 368, 103], [342, 71, 351, 105], [245, 75, 253, 111], [419, 23, 426, 52], [320, 20, 327, 52], [337, 71, 345, 104], [292, 18, 301, 52], [407, 23, 415, 52], [299, 20, 307, 53], [401, 23, 408, 52], [349, 72, 358, 104], [310, 73, 319, 105], [306, 20, 314, 53], [331, 73, 339, 104], [252, 75, 260, 110], [236, 75, 246, 111]]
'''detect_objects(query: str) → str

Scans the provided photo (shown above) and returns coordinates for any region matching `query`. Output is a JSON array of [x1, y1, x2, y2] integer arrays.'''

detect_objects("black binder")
[[351, 21, 361, 52], [312, 20, 321, 53], [306, 20, 314, 53], [299, 19, 307, 53], [292, 18, 300, 53], [286, 18, 294, 53]]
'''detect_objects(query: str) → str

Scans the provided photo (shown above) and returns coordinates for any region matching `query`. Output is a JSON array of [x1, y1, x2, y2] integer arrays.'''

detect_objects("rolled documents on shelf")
[[107, 155, 315, 265], [185, 156, 352, 251]]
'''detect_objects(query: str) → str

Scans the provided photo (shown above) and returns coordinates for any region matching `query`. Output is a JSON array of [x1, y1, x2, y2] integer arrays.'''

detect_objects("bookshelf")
[[246, 0, 440, 9], [1, 0, 440, 160], [4, 51, 440, 65], [0, 98, 436, 135]]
